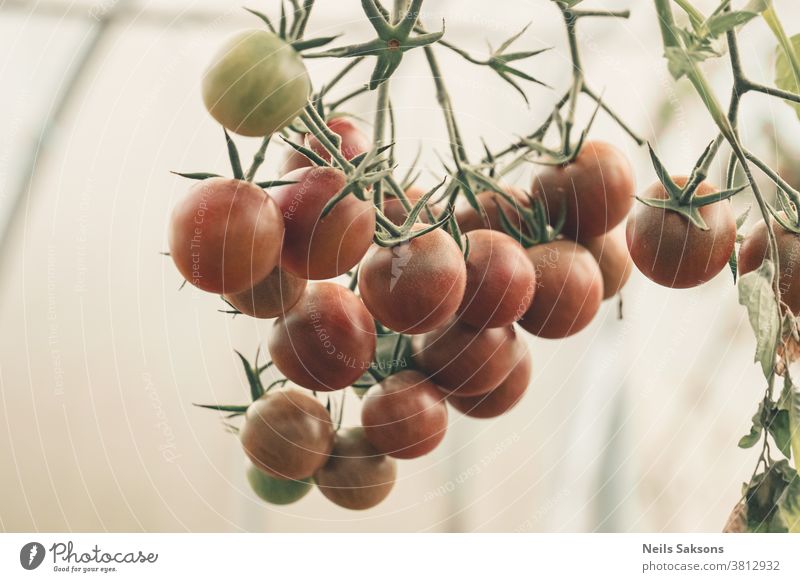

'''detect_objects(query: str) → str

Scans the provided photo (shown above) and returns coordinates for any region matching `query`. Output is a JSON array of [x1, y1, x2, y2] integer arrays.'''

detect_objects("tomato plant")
[[245, 461, 313, 505], [361, 370, 448, 459], [314, 427, 397, 510], [169, 178, 284, 294], [739, 218, 800, 314], [455, 187, 529, 235], [202, 30, 310, 137], [239, 389, 334, 480], [224, 267, 307, 319], [306, 117, 371, 163]]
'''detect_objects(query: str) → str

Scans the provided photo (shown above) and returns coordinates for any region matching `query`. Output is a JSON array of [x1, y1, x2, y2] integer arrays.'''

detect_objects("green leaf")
[[737, 260, 780, 378], [739, 402, 765, 448], [769, 409, 793, 458], [782, 375, 800, 470], [778, 472, 800, 532], [704, 11, 758, 38], [775, 33, 800, 119], [745, 460, 795, 532]]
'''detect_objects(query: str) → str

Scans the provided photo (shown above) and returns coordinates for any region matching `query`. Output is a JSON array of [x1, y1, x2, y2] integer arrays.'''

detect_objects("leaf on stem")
[[738, 260, 780, 379], [775, 34, 800, 119]]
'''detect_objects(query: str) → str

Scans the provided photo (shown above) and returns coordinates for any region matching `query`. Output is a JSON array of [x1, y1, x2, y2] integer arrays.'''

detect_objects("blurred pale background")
[[1, 0, 798, 532]]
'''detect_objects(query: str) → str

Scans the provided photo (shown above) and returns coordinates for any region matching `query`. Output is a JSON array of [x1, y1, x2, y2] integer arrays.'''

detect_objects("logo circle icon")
[[20, 542, 46, 570]]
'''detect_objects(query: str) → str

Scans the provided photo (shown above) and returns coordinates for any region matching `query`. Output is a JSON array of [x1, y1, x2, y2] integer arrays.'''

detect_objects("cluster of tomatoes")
[[169, 27, 750, 511]]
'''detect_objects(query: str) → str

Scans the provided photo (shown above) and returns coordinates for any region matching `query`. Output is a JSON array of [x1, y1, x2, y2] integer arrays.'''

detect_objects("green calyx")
[[373, 181, 452, 247]]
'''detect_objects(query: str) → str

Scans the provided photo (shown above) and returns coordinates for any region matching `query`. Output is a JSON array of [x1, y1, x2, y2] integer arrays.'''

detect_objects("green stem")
[[672, 0, 705, 29], [424, 46, 468, 164], [245, 135, 271, 182], [560, 4, 583, 155], [300, 107, 352, 170]]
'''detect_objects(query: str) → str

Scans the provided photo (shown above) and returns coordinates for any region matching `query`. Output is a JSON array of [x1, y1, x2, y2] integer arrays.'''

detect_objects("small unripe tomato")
[[224, 268, 307, 319], [626, 178, 736, 288], [533, 141, 635, 239], [412, 321, 524, 396], [519, 240, 603, 339], [361, 370, 448, 459], [315, 427, 397, 510], [269, 283, 376, 392], [580, 227, 633, 300], [359, 227, 467, 334], [240, 389, 334, 480], [245, 461, 312, 505], [458, 229, 536, 329], [168, 178, 284, 294], [271, 166, 376, 280], [448, 345, 532, 419], [202, 30, 310, 137]]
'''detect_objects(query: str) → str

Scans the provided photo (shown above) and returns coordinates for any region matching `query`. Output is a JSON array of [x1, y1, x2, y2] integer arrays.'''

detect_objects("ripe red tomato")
[[239, 389, 334, 480], [268, 283, 376, 391], [412, 321, 524, 396], [169, 178, 284, 294], [224, 267, 307, 319], [358, 227, 467, 334], [626, 178, 736, 288], [271, 167, 376, 280], [738, 218, 800, 313], [245, 461, 312, 505], [448, 344, 532, 418], [455, 186, 530, 235], [458, 229, 536, 329], [580, 226, 633, 300], [314, 427, 397, 510], [533, 141, 635, 239], [361, 370, 448, 459], [202, 30, 310, 137], [519, 240, 603, 339], [306, 117, 372, 163]]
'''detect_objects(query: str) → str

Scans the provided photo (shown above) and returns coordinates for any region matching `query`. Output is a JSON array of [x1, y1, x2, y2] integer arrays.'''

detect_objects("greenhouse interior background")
[[1, 0, 799, 532]]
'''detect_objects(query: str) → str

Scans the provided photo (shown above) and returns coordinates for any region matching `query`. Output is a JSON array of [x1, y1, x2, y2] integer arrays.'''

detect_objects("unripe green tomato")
[[245, 461, 313, 505], [202, 30, 311, 137]]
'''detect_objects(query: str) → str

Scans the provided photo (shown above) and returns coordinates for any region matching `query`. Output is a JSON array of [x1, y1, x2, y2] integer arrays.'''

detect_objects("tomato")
[[411, 321, 524, 396], [314, 427, 397, 510], [626, 178, 736, 288], [448, 344, 531, 418], [519, 240, 603, 339], [457, 229, 536, 329], [202, 30, 310, 137], [738, 218, 800, 313], [580, 226, 633, 300], [455, 186, 530, 235], [268, 283, 376, 391], [358, 227, 467, 334], [306, 118, 372, 164], [361, 370, 448, 459], [533, 141, 635, 239], [271, 166, 376, 280], [383, 185, 440, 226], [239, 389, 334, 480], [224, 267, 306, 319], [168, 178, 284, 294], [245, 461, 312, 505]]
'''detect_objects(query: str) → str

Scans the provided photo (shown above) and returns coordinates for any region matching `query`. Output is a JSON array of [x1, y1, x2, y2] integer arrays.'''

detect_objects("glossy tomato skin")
[[412, 321, 524, 396], [224, 267, 307, 319], [533, 141, 635, 239], [314, 427, 397, 510], [271, 167, 376, 280], [269, 283, 376, 391], [306, 118, 372, 163], [245, 461, 312, 505], [240, 389, 334, 480], [580, 226, 633, 300], [626, 178, 736, 288], [739, 218, 800, 313], [361, 370, 448, 459], [202, 30, 310, 137], [359, 227, 467, 334], [458, 229, 536, 329], [169, 178, 284, 294], [455, 187, 530, 236], [519, 240, 603, 339], [448, 345, 532, 419]]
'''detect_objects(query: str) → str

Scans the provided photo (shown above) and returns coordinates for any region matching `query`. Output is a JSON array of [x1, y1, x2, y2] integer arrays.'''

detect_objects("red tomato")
[[738, 218, 800, 313], [533, 141, 635, 239], [239, 389, 334, 480], [580, 226, 633, 300], [519, 240, 603, 339], [411, 321, 524, 396], [224, 267, 307, 319], [455, 186, 530, 235], [358, 227, 467, 334], [268, 283, 376, 391], [448, 345, 532, 418], [458, 229, 536, 329], [361, 370, 448, 459], [626, 178, 736, 288], [168, 178, 284, 294], [271, 167, 376, 280]]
